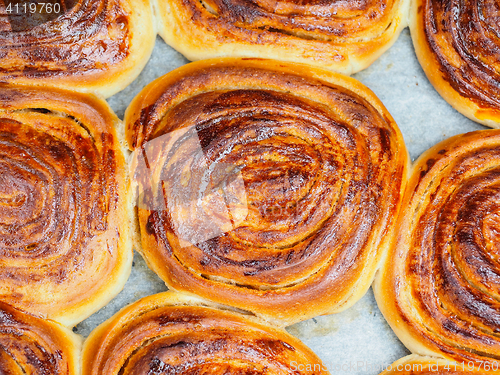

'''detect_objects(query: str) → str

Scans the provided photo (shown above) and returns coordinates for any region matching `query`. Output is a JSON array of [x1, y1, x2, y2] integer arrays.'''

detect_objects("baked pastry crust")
[[82, 291, 329, 375], [126, 58, 408, 325], [379, 355, 500, 374], [374, 130, 500, 363], [410, 0, 500, 127], [0, 0, 156, 98], [0, 85, 133, 327], [0, 301, 81, 375], [155, 0, 410, 75]]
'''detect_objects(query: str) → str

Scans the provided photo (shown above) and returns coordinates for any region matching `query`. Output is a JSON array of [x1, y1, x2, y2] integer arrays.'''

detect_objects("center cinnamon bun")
[[126, 58, 408, 325]]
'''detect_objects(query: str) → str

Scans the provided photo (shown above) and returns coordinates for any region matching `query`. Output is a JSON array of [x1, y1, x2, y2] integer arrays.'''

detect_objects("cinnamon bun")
[[0, 0, 156, 98], [156, 0, 410, 75], [375, 130, 500, 363], [410, 0, 500, 127], [82, 291, 329, 375], [0, 301, 81, 375], [0, 302, 81, 375], [126, 58, 409, 325], [0, 85, 132, 327]]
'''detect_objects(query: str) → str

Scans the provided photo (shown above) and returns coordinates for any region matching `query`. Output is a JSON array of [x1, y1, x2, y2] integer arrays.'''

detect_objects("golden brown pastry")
[[0, 85, 132, 327], [155, 0, 410, 75], [374, 130, 500, 363], [379, 355, 500, 374], [410, 0, 500, 127], [82, 291, 330, 375], [126, 58, 409, 325], [0, 0, 155, 98], [0, 301, 81, 375]]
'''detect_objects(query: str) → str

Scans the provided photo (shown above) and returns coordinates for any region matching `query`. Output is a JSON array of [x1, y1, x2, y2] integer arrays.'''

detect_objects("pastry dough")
[[155, 0, 410, 75], [379, 355, 500, 374], [0, 85, 132, 327], [0, 0, 156, 98], [82, 291, 329, 375], [0, 301, 81, 375], [374, 130, 500, 363], [410, 0, 500, 127], [126, 58, 409, 325]]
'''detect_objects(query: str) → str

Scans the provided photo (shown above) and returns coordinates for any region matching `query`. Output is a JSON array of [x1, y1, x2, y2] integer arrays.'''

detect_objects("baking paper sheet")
[[75, 30, 485, 374]]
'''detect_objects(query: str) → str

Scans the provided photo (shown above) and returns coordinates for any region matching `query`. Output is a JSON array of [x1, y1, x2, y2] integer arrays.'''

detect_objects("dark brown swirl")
[[375, 130, 500, 363], [82, 292, 329, 375], [0, 85, 132, 327], [0, 0, 155, 97], [412, 0, 500, 126], [0, 301, 80, 375], [126, 58, 408, 325], [157, 0, 409, 74]]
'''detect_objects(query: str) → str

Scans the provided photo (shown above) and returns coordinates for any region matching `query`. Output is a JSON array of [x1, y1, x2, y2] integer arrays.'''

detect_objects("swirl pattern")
[[375, 130, 500, 363], [82, 291, 329, 375], [157, 0, 409, 74], [0, 301, 80, 375], [0, 0, 155, 97], [126, 58, 408, 325], [379, 355, 500, 375], [0, 85, 132, 327], [411, 0, 500, 127]]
